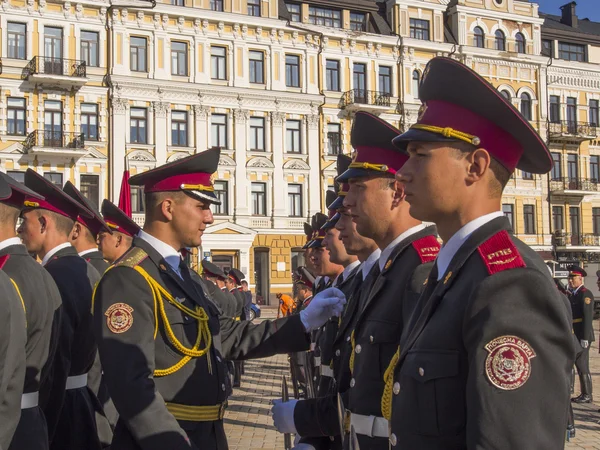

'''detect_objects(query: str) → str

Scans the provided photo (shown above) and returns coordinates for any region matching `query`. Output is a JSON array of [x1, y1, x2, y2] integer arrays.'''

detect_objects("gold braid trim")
[[410, 124, 481, 146], [349, 330, 356, 374], [180, 184, 215, 192], [9, 278, 27, 327], [348, 162, 389, 172], [381, 346, 400, 421]]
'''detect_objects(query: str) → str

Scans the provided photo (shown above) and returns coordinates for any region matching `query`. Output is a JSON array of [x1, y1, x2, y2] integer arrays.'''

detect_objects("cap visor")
[[187, 190, 221, 206], [337, 168, 377, 183], [329, 196, 345, 211]]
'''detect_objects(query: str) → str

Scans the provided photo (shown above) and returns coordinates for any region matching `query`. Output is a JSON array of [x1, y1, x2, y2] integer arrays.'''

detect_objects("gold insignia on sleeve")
[[105, 303, 134, 334], [484, 335, 536, 391], [384, 259, 392, 271], [443, 271, 452, 284], [585, 298, 592, 305]]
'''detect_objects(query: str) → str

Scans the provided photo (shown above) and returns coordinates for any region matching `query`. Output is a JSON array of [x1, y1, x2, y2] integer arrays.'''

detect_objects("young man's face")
[[18, 209, 45, 254], [336, 209, 374, 256], [323, 227, 346, 265], [169, 194, 214, 248], [98, 230, 130, 263]]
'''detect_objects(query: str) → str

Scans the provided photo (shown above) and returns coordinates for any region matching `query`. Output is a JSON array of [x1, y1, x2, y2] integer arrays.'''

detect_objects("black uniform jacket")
[[93, 238, 310, 450], [570, 286, 595, 342], [83, 250, 110, 275], [0, 267, 26, 450], [390, 217, 575, 450], [1, 243, 62, 450], [202, 281, 235, 319]]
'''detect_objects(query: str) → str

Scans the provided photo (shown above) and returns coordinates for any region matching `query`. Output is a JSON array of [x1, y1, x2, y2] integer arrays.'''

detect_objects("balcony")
[[549, 177, 600, 197], [23, 130, 87, 157], [342, 89, 391, 112], [553, 231, 600, 250], [548, 120, 597, 142], [22, 57, 87, 88]]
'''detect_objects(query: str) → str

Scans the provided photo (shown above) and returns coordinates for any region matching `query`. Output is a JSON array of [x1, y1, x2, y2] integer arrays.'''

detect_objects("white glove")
[[271, 399, 298, 434], [300, 288, 346, 332], [292, 445, 316, 450], [581, 340, 589, 349]]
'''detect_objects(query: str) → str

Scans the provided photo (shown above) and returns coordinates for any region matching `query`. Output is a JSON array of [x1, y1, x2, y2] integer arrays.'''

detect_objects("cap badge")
[[417, 103, 428, 122], [485, 335, 536, 390], [105, 303, 134, 334]]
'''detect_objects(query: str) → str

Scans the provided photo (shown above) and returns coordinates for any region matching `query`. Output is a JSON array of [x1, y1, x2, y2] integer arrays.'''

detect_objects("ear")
[[38, 214, 48, 233], [465, 148, 491, 185], [71, 222, 81, 239], [160, 197, 176, 221], [391, 179, 406, 208], [116, 235, 123, 248]]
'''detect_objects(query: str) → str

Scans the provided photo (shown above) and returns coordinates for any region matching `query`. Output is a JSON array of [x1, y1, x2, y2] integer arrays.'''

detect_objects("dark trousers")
[[575, 346, 590, 376], [9, 406, 50, 450]]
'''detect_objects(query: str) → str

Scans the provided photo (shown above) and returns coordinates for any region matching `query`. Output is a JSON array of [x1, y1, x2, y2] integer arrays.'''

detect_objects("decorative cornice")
[[152, 101, 170, 118]]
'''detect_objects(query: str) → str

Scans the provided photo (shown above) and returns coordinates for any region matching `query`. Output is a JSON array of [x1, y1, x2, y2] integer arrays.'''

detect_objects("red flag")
[[118, 159, 132, 218]]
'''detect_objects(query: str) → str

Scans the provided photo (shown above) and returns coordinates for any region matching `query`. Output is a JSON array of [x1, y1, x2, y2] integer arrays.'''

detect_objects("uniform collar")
[[0, 237, 23, 253], [361, 249, 381, 281], [379, 224, 427, 272], [42, 242, 72, 266], [572, 284, 584, 295], [137, 230, 183, 277], [436, 211, 504, 281], [78, 248, 98, 257]]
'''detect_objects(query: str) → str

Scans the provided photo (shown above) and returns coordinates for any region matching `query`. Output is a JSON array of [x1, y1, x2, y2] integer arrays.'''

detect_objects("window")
[[81, 31, 99, 67], [130, 37, 147, 72], [288, 184, 303, 217], [291, 249, 305, 273], [171, 111, 188, 146], [522, 171, 533, 180], [286, 3, 301, 22], [567, 154, 578, 180], [412, 70, 420, 98], [552, 206, 564, 232], [515, 33, 526, 54], [500, 90, 511, 102], [171, 41, 188, 76], [502, 204, 514, 228], [210, 0, 223, 11], [308, 6, 341, 28], [327, 123, 341, 155], [249, 117, 265, 151], [379, 66, 392, 96], [569, 207, 580, 240], [44, 100, 62, 147], [248, 0, 261, 17], [551, 152, 562, 180], [251, 183, 267, 216], [211, 46, 227, 80], [566, 97, 577, 129], [286, 120, 301, 153], [130, 108, 147, 144], [7, 23, 26, 60], [7, 171, 25, 184], [520, 93, 532, 120], [410, 19, 430, 41], [7, 98, 26, 136], [80, 175, 100, 209], [171, 0, 184, 4], [326, 60, 340, 91], [542, 39, 552, 57], [590, 155, 599, 182], [131, 187, 145, 213], [212, 181, 229, 215], [590, 100, 599, 127], [495, 30, 506, 51], [523, 205, 536, 234], [211, 114, 227, 149], [249, 51, 265, 84], [558, 42, 586, 62], [81, 103, 99, 141], [353, 63, 366, 100], [593, 207, 600, 235], [549, 95, 561, 123], [286, 54, 300, 87], [350, 12, 366, 32], [44, 172, 63, 188], [473, 27, 485, 48]]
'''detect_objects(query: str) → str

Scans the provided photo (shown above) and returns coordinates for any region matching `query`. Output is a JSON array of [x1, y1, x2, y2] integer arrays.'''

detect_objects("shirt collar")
[[42, 242, 72, 266], [572, 284, 584, 295], [362, 249, 381, 281], [0, 237, 23, 253], [333, 260, 361, 287], [78, 248, 98, 257], [436, 211, 504, 281], [137, 230, 183, 276], [379, 224, 427, 272]]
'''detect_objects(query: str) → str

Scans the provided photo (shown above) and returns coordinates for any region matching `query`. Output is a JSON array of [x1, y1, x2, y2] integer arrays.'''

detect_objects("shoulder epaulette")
[[0, 254, 10, 270], [115, 247, 148, 269], [412, 235, 441, 264], [477, 230, 525, 276]]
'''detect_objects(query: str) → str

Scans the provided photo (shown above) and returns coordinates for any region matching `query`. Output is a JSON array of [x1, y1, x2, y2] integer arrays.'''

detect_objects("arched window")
[[495, 30, 506, 51], [500, 90, 511, 102], [515, 33, 526, 54], [412, 70, 421, 98], [473, 27, 485, 48], [520, 92, 532, 120]]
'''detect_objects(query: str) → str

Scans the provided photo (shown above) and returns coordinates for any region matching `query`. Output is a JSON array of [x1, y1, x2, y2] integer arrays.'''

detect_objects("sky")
[[534, 0, 600, 21]]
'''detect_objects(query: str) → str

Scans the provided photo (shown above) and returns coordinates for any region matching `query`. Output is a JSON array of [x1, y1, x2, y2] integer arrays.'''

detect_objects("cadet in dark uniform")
[[0, 173, 62, 450], [568, 265, 594, 403], [63, 181, 111, 274], [226, 268, 246, 320], [389, 57, 574, 449], [92, 148, 346, 450], [98, 200, 141, 264], [19, 169, 105, 450], [201, 260, 237, 319]]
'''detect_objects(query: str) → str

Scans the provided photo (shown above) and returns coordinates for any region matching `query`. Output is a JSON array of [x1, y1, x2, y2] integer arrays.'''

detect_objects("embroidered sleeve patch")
[[477, 230, 525, 275], [485, 335, 536, 390], [105, 303, 134, 334], [585, 297, 592, 305], [412, 235, 441, 264]]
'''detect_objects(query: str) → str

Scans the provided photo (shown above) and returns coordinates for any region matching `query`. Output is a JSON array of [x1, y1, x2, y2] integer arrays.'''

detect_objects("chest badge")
[[484, 335, 536, 391], [105, 303, 134, 334]]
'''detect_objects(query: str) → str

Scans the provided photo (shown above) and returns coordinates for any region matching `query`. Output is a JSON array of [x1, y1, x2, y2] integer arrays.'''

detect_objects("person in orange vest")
[[277, 293, 295, 318]]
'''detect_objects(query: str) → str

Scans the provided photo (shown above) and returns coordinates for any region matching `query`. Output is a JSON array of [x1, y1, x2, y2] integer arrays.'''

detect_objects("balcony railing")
[[549, 177, 600, 193], [553, 232, 600, 247], [548, 120, 597, 140], [23, 130, 85, 151], [22, 56, 87, 79], [342, 89, 391, 109]]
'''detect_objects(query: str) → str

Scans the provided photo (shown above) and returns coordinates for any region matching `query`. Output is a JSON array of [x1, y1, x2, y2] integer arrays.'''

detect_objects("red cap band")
[[144, 172, 212, 192]]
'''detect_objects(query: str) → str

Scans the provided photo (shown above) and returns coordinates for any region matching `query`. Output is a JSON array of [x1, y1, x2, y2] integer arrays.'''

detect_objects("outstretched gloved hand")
[[299, 288, 346, 332], [271, 399, 299, 434]]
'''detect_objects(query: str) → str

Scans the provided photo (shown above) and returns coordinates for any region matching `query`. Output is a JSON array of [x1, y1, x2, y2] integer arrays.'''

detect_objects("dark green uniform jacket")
[[570, 286, 595, 342]]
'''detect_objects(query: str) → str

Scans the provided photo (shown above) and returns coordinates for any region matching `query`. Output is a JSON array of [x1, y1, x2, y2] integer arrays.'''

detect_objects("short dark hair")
[[450, 143, 511, 197], [0, 203, 20, 228], [241, 280, 248, 287], [81, 224, 97, 244], [145, 191, 188, 221], [45, 210, 75, 237]]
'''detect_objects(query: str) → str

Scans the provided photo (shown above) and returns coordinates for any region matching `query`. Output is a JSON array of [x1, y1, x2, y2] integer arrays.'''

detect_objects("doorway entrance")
[[254, 248, 270, 305]]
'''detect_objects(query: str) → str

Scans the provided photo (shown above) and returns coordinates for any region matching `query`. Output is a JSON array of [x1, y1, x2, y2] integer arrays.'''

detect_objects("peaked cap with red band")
[[329, 154, 352, 211], [392, 57, 552, 174], [24, 169, 93, 221], [63, 181, 111, 237], [101, 200, 141, 238], [308, 213, 329, 249], [201, 259, 227, 280], [129, 148, 221, 205], [228, 268, 245, 286], [338, 112, 406, 182], [302, 222, 313, 250], [322, 190, 341, 231], [294, 266, 315, 289], [567, 265, 587, 278], [0, 171, 41, 208]]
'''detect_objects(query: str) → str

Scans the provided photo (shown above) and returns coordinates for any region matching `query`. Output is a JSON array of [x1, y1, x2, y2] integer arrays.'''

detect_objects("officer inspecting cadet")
[[19, 169, 106, 450], [63, 181, 111, 274], [91, 148, 346, 450], [0, 173, 62, 450], [567, 265, 594, 404], [273, 112, 439, 450], [387, 56, 574, 449], [98, 200, 141, 265]]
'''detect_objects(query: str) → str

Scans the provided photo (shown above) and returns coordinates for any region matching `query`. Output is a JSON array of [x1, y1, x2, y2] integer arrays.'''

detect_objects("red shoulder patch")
[[0, 254, 10, 270], [477, 230, 526, 276], [412, 235, 441, 263]]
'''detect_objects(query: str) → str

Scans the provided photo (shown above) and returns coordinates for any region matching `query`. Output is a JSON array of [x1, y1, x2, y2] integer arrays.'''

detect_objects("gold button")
[[419, 367, 425, 377], [355, 345, 362, 354], [350, 378, 355, 387], [390, 433, 397, 446], [393, 382, 400, 395], [346, 336, 351, 342], [369, 336, 374, 343]]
